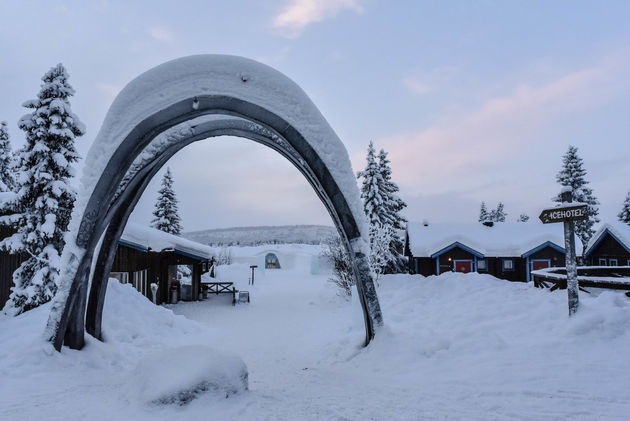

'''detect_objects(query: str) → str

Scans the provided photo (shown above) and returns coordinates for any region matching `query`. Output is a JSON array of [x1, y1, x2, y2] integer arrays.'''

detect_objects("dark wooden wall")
[[586, 234, 630, 266], [0, 225, 26, 309], [408, 244, 567, 283]]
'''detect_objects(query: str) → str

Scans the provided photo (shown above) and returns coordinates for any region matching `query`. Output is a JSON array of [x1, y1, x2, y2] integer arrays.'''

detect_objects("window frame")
[[502, 258, 515, 272], [598, 258, 607, 266], [477, 258, 488, 272], [609, 258, 618, 266]]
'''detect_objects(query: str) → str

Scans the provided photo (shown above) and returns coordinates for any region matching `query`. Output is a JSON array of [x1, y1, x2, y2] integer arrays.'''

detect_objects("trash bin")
[[170, 285, 178, 304], [181, 284, 192, 301]]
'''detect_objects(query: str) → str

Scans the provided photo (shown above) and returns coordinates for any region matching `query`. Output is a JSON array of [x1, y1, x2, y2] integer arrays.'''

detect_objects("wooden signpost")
[[249, 265, 258, 285], [539, 189, 588, 316]]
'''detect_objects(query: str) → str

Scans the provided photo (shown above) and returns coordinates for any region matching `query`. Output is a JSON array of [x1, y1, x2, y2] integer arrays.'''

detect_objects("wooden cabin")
[[583, 223, 630, 267], [405, 221, 572, 282], [0, 222, 213, 309], [110, 223, 214, 304]]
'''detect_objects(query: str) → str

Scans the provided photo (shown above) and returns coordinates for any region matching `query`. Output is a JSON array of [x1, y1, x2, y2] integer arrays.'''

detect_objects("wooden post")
[[562, 190, 579, 315], [250, 265, 257, 285]]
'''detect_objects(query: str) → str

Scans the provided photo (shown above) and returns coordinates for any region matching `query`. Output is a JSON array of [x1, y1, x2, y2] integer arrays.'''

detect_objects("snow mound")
[[130, 345, 248, 405]]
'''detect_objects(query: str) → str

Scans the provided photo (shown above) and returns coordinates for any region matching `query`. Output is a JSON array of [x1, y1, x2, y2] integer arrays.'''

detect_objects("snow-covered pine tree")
[[554, 145, 600, 253], [619, 191, 630, 225], [494, 202, 507, 222], [376, 147, 407, 273], [479, 202, 489, 223], [151, 167, 183, 235], [0, 122, 15, 192], [1, 64, 85, 315], [517, 213, 530, 222], [357, 141, 386, 227]]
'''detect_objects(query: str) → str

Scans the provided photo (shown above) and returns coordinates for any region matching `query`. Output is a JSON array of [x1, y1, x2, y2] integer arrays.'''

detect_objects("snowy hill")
[[183, 224, 337, 246]]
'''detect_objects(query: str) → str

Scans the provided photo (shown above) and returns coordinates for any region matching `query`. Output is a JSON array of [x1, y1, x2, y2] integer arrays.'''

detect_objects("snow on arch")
[[79, 54, 366, 243], [46, 54, 381, 351]]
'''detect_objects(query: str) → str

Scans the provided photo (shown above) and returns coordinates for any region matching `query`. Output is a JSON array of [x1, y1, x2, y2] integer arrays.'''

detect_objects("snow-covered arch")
[[45, 55, 383, 351]]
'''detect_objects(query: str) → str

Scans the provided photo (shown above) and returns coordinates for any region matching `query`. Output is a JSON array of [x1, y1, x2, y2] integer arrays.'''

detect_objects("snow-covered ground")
[[2, 268, 630, 420]]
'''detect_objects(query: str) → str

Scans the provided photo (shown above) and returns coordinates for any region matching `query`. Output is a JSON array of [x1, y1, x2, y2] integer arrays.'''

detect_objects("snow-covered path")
[[2, 268, 630, 420]]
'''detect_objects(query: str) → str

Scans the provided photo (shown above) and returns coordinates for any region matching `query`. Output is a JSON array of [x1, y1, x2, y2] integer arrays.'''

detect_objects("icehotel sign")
[[538, 204, 588, 224]]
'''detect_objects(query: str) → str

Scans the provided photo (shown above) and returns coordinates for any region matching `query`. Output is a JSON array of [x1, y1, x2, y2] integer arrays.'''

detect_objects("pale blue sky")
[[0, 1, 629, 231]]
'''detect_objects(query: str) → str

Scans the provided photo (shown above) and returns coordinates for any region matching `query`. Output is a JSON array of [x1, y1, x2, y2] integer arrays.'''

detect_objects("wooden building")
[[583, 223, 630, 267], [0, 222, 213, 309], [405, 221, 573, 282], [110, 223, 214, 304]]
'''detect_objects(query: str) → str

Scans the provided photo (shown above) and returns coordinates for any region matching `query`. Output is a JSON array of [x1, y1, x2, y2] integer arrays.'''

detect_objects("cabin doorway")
[[454, 260, 473, 273]]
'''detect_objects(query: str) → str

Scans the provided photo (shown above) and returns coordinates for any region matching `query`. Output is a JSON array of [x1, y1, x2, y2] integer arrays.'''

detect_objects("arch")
[[265, 253, 281, 269], [45, 55, 383, 351]]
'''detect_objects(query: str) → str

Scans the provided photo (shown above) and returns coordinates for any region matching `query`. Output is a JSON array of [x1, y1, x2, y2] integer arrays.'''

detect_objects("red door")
[[455, 261, 473, 273], [532, 260, 550, 271]]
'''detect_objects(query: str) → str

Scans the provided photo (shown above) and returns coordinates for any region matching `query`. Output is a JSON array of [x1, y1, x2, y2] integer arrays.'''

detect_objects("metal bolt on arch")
[[45, 55, 383, 351]]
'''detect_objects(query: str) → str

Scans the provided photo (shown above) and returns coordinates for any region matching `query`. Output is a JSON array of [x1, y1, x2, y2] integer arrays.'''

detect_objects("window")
[[265, 253, 281, 269], [609, 259, 618, 266], [109, 272, 129, 284], [627, 260, 630, 267], [502, 259, 514, 271], [133, 269, 148, 296], [477, 259, 487, 272], [598, 258, 607, 266]]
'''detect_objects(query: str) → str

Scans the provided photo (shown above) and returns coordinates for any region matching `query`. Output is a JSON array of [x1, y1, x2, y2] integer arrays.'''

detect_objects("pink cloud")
[[379, 54, 630, 197], [273, 0, 362, 37]]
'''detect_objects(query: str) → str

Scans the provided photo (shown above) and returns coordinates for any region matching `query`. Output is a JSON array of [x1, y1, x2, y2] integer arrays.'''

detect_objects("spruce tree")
[[494, 202, 507, 222], [1, 64, 84, 315], [554, 145, 600, 253], [0, 122, 15, 192], [151, 167, 183, 235], [479, 202, 489, 223], [619, 191, 630, 225], [376, 148, 407, 272], [357, 141, 385, 226]]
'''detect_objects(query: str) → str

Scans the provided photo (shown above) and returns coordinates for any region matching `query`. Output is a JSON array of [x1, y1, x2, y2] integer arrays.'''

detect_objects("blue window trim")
[[521, 241, 565, 258], [430, 242, 484, 259], [609, 258, 618, 266], [585, 229, 630, 257], [502, 258, 515, 272], [477, 258, 488, 272]]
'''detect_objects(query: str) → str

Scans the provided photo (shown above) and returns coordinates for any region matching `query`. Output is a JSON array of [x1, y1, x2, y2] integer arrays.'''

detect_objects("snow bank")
[[129, 345, 247, 405]]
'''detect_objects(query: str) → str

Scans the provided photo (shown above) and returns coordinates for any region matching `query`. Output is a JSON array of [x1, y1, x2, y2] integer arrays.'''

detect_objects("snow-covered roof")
[[120, 223, 214, 261], [406, 221, 576, 258], [584, 222, 630, 256]]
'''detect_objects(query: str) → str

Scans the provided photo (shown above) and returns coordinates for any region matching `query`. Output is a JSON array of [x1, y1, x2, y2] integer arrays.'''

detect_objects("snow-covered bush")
[[130, 345, 248, 405], [322, 236, 354, 298]]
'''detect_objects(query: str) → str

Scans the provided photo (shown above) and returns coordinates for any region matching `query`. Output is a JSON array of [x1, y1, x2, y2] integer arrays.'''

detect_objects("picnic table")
[[203, 281, 238, 305]]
